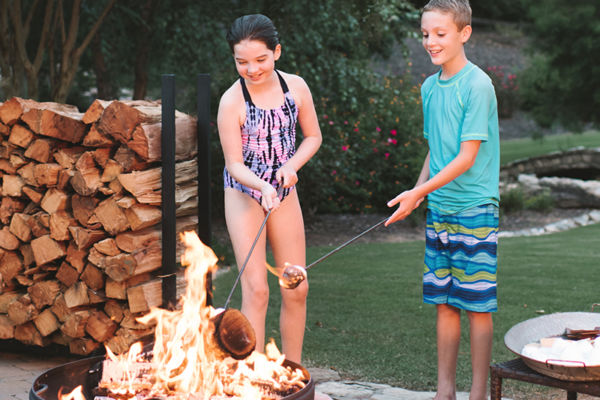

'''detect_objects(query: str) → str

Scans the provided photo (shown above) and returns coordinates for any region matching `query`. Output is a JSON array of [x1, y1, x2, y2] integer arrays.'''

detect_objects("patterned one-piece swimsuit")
[[223, 70, 298, 204]]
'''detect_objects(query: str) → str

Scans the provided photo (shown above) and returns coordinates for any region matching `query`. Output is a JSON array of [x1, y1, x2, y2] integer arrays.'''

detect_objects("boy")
[[385, 1, 499, 399]]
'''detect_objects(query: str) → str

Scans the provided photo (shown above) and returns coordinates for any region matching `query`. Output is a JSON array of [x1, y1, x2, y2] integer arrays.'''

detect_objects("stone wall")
[[501, 147, 600, 182]]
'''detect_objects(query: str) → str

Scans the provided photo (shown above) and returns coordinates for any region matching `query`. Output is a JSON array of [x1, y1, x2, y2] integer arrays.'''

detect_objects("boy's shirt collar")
[[436, 61, 474, 85]]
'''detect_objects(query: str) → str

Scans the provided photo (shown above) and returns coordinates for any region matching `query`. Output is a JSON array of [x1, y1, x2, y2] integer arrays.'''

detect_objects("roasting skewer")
[[213, 187, 283, 359], [279, 216, 389, 289]]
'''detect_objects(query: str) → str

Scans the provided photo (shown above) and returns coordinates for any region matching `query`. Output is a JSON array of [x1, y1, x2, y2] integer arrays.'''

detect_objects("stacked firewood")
[[0, 97, 198, 355]]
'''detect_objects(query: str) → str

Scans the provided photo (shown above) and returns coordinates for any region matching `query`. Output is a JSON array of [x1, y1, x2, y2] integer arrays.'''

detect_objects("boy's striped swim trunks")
[[423, 204, 499, 312]]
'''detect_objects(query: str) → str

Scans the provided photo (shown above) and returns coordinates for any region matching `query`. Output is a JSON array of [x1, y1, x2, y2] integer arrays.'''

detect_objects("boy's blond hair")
[[423, 0, 472, 31]]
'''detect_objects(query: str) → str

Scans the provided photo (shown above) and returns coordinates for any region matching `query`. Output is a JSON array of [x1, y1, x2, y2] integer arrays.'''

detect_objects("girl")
[[217, 14, 322, 364]]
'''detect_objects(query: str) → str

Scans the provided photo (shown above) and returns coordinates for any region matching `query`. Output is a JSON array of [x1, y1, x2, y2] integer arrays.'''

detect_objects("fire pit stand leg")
[[489, 366, 503, 400]]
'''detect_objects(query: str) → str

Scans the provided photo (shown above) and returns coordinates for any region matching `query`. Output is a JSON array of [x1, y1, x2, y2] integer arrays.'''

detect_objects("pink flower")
[[344, 120, 348, 125], [342, 145, 349, 151], [373, 148, 378, 153], [331, 170, 337, 175], [355, 180, 360, 186], [387, 138, 397, 145], [354, 128, 359, 132], [384, 152, 390, 159], [323, 114, 328, 119], [390, 129, 397, 136], [329, 121, 334, 125], [376, 127, 381, 132]]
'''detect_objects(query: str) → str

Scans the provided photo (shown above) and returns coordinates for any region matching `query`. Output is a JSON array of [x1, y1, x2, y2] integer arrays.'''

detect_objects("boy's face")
[[421, 10, 471, 72]]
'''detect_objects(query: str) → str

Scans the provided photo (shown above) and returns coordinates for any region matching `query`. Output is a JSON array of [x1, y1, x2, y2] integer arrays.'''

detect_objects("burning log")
[[0, 96, 198, 354]]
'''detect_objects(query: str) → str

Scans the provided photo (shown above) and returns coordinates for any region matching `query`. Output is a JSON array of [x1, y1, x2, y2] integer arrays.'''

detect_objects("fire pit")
[[29, 232, 314, 400], [29, 353, 314, 400]]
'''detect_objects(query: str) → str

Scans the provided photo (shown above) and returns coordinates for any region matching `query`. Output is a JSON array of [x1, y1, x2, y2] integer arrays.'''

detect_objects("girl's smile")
[[233, 39, 281, 86]]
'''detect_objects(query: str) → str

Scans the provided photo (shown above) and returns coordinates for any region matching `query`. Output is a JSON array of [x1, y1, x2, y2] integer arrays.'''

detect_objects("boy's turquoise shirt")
[[421, 61, 500, 215]]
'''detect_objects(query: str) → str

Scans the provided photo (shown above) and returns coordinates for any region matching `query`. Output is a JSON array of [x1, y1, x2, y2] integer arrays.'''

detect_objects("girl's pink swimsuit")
[[223, 70, 298, 204]]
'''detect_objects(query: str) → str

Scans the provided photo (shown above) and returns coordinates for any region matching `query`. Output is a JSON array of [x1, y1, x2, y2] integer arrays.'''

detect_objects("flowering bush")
[[298, 74, 426, 214], [486, 65, 520, 119]]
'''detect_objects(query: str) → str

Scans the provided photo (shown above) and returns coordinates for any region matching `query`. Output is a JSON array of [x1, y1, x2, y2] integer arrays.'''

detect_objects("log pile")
[[0, 97, 197, 355]]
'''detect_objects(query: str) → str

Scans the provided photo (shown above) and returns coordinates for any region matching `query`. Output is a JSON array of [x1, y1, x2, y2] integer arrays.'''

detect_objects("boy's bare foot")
[[432, 394, 456, 400]]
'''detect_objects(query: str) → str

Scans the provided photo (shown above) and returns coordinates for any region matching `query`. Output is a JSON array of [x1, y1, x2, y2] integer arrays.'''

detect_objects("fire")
[[58, 231, 306, 400]]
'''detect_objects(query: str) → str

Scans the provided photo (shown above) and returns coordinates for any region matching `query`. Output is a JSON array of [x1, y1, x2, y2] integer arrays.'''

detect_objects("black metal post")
[[197, 73, 212, 306], [197, 74, 211, 245], [161, 74, 177, 309]]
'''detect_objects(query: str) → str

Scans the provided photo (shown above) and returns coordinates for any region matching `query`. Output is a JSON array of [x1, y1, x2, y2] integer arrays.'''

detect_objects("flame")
[[57, 386, 84, 400], [265, 261, 282, 278], [60, 231, 306, 400]]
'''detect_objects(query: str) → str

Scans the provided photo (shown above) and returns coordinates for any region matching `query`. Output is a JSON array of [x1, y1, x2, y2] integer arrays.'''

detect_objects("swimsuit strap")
[[239, 77, 253, 104], [275, 70, 290, 93], [239, 70, 289, 106]]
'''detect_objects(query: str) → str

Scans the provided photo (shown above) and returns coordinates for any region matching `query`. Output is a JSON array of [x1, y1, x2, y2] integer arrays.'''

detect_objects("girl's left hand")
[[276, 164, 298, 188]]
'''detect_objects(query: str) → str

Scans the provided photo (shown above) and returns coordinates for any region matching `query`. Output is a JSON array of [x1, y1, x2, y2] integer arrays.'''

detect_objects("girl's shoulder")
[[277, 71, 312, 108], [219, 79, 245, 109], [278, 70, 308, 90]]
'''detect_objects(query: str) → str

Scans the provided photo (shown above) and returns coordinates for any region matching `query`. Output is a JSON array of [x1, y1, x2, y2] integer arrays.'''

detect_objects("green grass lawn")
[[212, 222, 600, 393], [500, 129, 600, 165]]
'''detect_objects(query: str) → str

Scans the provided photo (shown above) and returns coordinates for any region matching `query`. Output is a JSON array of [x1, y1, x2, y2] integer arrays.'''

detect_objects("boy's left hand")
[[385, 189, 424, 226]]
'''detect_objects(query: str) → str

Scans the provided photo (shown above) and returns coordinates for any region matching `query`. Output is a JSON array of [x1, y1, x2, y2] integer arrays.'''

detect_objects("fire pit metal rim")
[[504, 311, 600, 382], [29, 354, 315, 400]]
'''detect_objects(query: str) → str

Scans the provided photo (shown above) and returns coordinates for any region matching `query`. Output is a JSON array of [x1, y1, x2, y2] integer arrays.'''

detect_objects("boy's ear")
[[274, 44, 282, 61], [461, 24, 472, 44]]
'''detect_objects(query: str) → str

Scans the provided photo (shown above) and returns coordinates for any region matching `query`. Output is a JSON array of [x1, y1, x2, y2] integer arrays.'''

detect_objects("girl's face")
[[233, 39, 281, 85], [421, 10, 471, 74]]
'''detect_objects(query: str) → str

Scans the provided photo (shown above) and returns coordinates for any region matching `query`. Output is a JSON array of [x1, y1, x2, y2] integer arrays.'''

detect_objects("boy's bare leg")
[[434, 304, 461, 400], [467, 311, 493, 400]]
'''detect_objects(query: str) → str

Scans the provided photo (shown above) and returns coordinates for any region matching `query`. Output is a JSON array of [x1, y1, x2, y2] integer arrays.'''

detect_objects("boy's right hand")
[[385, 189, 424, 226]]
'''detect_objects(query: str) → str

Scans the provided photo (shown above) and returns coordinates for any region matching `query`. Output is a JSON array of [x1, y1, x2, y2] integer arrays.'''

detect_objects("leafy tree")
[[518, 0, 600, 128], [0, 0, 116, 102], [407, 0, 529, 22], [2, 0, 425, 214]]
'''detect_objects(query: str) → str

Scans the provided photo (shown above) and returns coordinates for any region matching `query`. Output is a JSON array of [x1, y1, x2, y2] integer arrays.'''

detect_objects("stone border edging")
[[499, 210, 600, 238]]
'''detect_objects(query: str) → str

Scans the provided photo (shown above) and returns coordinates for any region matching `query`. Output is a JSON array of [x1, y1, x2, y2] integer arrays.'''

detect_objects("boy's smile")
[[421, 10, 471, 79]]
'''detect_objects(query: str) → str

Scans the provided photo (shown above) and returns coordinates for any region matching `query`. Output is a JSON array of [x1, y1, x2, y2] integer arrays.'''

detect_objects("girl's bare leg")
[[224, 188, 270, 352], [434, 304, 461, 400], [268, 189, 307, 364], [467, 311, 493, 400]]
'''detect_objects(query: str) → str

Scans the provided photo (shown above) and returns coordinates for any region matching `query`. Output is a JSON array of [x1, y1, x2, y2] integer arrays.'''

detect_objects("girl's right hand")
[[260, 184, 281, 211]]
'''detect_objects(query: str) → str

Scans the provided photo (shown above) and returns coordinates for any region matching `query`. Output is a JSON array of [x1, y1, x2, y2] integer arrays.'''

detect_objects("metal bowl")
[[504, 312, 600, 381], [30, 354, 314, 400]]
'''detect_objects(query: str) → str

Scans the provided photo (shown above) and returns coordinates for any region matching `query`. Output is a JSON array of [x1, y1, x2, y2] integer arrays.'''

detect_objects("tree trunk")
[[91, 32, 116, 100], [133, 0, 159, 100]]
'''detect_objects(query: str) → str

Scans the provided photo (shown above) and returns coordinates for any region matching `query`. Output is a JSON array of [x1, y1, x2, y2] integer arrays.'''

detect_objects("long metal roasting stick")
[[305, 216, 388, 271], [223, 187, 283, 309], [279, 216, 389, 289]]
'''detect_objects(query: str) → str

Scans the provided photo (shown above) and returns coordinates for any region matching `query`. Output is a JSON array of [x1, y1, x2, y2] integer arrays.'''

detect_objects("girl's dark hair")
[[226, 14, 279, 52]]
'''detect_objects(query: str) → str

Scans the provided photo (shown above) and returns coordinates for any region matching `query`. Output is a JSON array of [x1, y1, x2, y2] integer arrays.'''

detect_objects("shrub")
[[500, 187, 554, 214], [486, 65, 519, 119], [518, 0, 600, 129], [299, 73, 426, 214], [500, 187, 525, 213]]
